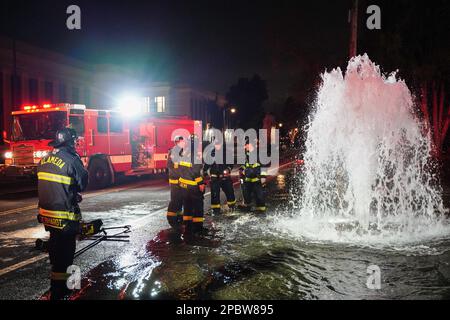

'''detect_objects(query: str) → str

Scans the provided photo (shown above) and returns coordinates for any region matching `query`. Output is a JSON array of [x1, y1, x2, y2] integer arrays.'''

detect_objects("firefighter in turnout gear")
[[204, 139, 236, 215], [37, 128, 88, 300], [166, 136, 185, 229], [239, 138, 267, 212], [179, 134, 205, 233]]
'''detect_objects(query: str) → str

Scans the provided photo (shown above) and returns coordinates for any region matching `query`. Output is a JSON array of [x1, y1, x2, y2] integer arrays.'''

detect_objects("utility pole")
[[12, 38, 17, 109], [349, 0, 358, 58], [222, 107, 227, 131]]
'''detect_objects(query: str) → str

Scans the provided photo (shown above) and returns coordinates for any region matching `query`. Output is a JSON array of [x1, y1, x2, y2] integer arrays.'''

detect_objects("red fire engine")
[[1, 103, 201, 188]]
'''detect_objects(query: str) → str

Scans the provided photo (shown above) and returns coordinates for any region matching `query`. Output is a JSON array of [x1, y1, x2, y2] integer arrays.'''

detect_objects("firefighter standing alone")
[[166, 136, 185, 229], [37, 128, 88, 300], [204, 138, 236, 215]]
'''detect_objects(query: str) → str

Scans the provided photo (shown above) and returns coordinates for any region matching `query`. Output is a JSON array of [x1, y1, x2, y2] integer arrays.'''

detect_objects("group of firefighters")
[[166, 134, 268, 235], [35, 127, 268, 300]]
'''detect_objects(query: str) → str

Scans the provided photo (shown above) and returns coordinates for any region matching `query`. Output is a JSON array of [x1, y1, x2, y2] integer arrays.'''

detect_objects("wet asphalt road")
[[0, 174, 188, 299], [1, 161, 449, 300], [0, 166, 270, 300]]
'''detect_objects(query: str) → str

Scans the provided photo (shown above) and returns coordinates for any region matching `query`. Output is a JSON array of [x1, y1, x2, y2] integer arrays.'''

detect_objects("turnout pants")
[[181, 185, 204, 233], [242, 181, 266, 212], [48, 229, 77, 300], [211, 178, 236, 213], [167, 184, 183, 229]]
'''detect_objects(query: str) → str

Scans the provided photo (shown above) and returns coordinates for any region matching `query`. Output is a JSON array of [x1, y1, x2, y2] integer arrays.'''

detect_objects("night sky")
[[1, 0, 351, 106]]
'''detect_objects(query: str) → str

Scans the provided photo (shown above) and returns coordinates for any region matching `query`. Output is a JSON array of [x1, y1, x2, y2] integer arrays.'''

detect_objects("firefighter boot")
[[238, 181, 253, 212], [167, 212, 182, 230], [254, 182, 266, 214], [192, 188, 205, 234], [48, 231, 76, 300], [50, 275, 71, 300], [167, 184, 183, 230], [210, 179, 221, 215], [223, 178, 236, 212]]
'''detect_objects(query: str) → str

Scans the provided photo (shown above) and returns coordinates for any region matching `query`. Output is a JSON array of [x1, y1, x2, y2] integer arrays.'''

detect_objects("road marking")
[[0, 204, 38, 217], [0, 254, 47, 277], [0, 180, 159, 217], [0, 225, 47, 240]]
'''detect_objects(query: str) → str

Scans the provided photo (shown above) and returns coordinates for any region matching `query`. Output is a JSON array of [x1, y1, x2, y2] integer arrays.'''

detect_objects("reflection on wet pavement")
[[58, 168, 450, 300]]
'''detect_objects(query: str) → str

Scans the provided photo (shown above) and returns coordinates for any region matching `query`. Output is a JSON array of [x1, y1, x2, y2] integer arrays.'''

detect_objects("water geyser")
[[279, 55, 449, 244]]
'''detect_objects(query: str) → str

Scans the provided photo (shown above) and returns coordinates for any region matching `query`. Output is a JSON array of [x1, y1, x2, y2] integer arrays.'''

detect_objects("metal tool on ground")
[[35, 223, 131, 258], [74, 224, 131, 258]]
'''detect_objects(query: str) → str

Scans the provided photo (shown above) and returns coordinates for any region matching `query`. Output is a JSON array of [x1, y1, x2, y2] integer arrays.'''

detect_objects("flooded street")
[[55, 168, 450, 300]]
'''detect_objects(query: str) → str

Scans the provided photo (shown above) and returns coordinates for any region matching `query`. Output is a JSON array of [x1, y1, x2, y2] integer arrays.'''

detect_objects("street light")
[[223, 106, 237, 130]]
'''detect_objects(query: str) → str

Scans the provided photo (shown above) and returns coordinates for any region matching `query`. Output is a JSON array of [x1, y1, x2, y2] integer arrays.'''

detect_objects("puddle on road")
[[83, 202, 167, 228]]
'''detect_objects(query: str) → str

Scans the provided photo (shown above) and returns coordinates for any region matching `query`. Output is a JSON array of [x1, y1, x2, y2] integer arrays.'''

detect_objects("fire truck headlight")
[[117, 94, 143, 117], [4, 151, 13, 159]]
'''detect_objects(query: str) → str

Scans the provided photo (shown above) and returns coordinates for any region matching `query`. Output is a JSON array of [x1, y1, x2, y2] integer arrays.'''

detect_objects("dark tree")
[[360, 0, 450, 158], [226, 75, 269, 129], [279, 97, 308, 130]]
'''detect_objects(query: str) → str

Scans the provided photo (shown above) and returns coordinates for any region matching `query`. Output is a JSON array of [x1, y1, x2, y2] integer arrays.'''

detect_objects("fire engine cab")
[[1, 103, 201, 189]]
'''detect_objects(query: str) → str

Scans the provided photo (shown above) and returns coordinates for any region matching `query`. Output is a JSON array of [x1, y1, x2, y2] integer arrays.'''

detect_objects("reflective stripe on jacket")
[[240, 150, 268, 182], [37, 146, 88, 229], [167, 146, 183, 183], [178, 152, 204, 189]]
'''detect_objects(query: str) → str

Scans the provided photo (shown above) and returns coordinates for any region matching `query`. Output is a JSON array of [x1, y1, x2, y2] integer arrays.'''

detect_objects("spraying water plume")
[[278, 55, 449, 244]]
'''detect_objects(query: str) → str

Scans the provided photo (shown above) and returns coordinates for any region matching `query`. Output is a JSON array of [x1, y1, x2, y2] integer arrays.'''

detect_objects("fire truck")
[[1, 103, 201, 189]]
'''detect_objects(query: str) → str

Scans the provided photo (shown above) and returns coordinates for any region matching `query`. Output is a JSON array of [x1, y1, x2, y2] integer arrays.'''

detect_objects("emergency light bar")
[[21, 103, 86, 111]]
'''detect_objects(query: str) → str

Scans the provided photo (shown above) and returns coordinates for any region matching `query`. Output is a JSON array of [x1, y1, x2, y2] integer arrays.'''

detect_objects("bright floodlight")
[[117, 94, 143, 117]]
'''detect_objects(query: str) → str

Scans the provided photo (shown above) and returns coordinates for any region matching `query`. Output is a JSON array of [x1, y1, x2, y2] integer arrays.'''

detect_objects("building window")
[[44, 81, 53, 101], [144, 97, 151, 113], [29, 78, 38, 104], [155, 96, 165, 113], [59, 83, 66, 102], [72, 87, 80, 103]]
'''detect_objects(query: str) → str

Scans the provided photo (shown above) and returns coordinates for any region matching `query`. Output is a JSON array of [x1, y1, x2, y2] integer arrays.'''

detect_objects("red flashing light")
[[23, 105, 38, 110], [22, 104, 55, 112]]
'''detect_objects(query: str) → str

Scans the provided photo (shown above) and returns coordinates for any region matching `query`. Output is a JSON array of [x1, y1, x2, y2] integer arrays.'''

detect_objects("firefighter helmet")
[[174, 135, 184, 143], [48, 128, 78, 147]]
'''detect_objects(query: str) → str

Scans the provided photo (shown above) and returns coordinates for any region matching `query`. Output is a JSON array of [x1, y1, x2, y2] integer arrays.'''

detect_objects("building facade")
[[0, 36, 226, 145], [139, 83, 226, 129], [2, 36, 87, 140]]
